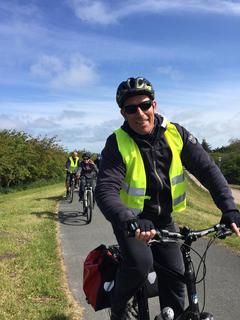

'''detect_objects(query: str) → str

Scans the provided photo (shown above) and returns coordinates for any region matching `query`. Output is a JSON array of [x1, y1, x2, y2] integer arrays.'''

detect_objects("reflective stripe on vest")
[[114, 129, 150, 215], [69, 156, 79, 173], [114, 122, 186, 214], [164, 122, 186, 211]]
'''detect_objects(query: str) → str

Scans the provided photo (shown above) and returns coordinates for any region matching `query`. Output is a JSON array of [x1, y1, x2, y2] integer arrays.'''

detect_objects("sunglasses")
[[123, 100, 152, 115], [83, 157, 89, 160]]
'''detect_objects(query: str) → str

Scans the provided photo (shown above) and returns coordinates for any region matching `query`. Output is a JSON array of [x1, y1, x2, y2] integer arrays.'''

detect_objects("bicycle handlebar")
[[150, 224, 232, 244]]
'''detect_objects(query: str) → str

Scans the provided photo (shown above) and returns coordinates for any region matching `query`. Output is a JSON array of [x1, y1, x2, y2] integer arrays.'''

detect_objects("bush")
[[0, 130, 67, 189]]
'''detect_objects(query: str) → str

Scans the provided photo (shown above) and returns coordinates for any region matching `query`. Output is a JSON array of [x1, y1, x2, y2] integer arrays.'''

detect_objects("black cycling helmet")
[[116, 77, 155, 108], [82, 152, 91, 159]]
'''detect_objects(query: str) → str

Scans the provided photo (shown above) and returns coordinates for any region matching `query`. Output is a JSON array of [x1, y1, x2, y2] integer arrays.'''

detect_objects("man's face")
[[72, 152, 78, 159], [121, 95, 156, 135]]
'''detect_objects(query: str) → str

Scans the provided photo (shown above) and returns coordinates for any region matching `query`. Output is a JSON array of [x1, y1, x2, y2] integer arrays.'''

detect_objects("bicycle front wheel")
[[68, 183, 74, 203], [86, 190, 93, 224]]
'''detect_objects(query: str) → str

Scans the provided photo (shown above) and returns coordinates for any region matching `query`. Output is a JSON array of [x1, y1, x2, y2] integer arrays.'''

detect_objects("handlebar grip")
[[217, 225, 233, 239], [126, 220, 139, 237]]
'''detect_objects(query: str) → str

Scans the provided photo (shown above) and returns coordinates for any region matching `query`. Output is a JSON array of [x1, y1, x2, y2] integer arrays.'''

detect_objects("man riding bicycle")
[[95, 77, 240, 320], [78, 152, 98, 205], [65, 150, 80, 197]]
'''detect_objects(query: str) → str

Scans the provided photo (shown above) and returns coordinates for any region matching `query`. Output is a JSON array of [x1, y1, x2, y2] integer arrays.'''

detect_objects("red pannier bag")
[[83, 244, 120, 311]]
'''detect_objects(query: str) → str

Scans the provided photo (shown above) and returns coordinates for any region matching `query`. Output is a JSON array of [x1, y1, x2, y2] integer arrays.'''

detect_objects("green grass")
[[0, 183, 82, 320], [173, 174, 240, 253]]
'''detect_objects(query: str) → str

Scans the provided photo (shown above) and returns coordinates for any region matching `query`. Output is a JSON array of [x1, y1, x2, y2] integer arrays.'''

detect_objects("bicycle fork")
[[84, 189, 88, 208], [181, 245, 214, 320], [182, 247, 200, 320]]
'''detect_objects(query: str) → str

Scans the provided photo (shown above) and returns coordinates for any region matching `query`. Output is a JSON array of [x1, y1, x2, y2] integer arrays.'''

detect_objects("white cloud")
[[0, 114, 25, 130], [157, 65, 183, 80], [68, 0, 240, 25], [137, 0, 240, 15], [59, 110, 86, 120], [30, 54, 98, 89], [31, 55, 64, 78], [69, 0, 117, 24], [0, 91, 239, 152], [30, 118, 61, 129]]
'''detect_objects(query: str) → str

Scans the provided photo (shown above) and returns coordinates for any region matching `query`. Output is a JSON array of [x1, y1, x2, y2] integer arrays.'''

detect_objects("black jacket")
[[78, 161, 98, 178], [95, 114, 237, 227]]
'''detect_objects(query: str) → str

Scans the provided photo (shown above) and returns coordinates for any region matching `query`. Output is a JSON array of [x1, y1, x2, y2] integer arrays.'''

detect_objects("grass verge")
[[173, 175, 240, 254], [0, 183, 82, 320]]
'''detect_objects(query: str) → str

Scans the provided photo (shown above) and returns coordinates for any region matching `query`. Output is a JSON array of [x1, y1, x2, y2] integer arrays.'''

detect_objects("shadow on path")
[[35, 195, 64, 202], [58, 210, 88, 226], [31, 211, 58, 220]]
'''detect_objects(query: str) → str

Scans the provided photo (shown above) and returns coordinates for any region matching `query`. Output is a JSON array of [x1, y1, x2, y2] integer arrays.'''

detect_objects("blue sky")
[[0, 0, 240, 153]]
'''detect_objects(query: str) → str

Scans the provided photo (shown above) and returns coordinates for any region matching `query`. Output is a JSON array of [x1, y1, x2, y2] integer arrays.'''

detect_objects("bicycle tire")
[[68, 181, 74, 203], [86, 190, 93, 224], [82, 190, 87, 216]]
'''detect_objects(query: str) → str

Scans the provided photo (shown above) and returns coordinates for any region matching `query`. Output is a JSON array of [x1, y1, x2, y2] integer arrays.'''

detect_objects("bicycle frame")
[[151, 238, 202, 320], [133, 224, 232, 320]]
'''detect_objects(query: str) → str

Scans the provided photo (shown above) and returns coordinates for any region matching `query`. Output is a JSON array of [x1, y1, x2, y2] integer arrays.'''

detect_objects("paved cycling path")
[[58, 192, 240, 320]]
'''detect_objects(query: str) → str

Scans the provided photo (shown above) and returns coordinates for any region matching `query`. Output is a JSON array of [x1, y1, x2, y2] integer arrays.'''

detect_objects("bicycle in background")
[[82, 177, 94, 224], [67, 171, 78, 203]]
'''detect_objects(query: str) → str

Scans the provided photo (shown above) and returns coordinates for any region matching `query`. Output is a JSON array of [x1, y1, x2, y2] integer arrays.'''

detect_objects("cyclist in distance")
[[95, 77, 240, 320], [65, 150, 80, 197], [78, 152, 98, 203]]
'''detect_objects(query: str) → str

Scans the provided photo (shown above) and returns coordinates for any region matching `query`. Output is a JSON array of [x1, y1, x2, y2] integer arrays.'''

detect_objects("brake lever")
[[217, 229, 233, 239]]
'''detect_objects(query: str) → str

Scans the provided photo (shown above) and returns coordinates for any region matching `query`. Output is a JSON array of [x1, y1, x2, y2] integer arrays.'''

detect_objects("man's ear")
[[120, 108, 126, 119], [152, 100, 157, 111]]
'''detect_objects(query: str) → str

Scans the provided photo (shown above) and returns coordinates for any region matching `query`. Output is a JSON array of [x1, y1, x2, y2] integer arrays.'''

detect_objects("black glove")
[[137, 218, 155, 232], [220, 210, 240, 227], [125, 217, 155, 236]]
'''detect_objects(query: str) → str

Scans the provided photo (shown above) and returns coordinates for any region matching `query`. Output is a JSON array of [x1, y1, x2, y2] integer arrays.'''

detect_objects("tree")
[[0, 130, 68, 189], [201, 138, 212, 153]]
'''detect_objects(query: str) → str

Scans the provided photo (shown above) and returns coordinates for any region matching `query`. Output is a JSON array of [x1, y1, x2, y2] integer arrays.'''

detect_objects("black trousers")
[[111, 222, 185, 319], [66, 172, 77, 188]]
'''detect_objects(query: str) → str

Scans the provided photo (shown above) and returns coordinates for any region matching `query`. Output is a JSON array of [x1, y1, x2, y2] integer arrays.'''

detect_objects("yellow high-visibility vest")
[[114, 121, 186, 215], [69, 156, 79, 173]]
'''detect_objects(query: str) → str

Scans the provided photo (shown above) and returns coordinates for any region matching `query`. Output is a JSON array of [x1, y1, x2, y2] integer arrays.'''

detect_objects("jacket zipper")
[[152, 147, 163, 215]]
